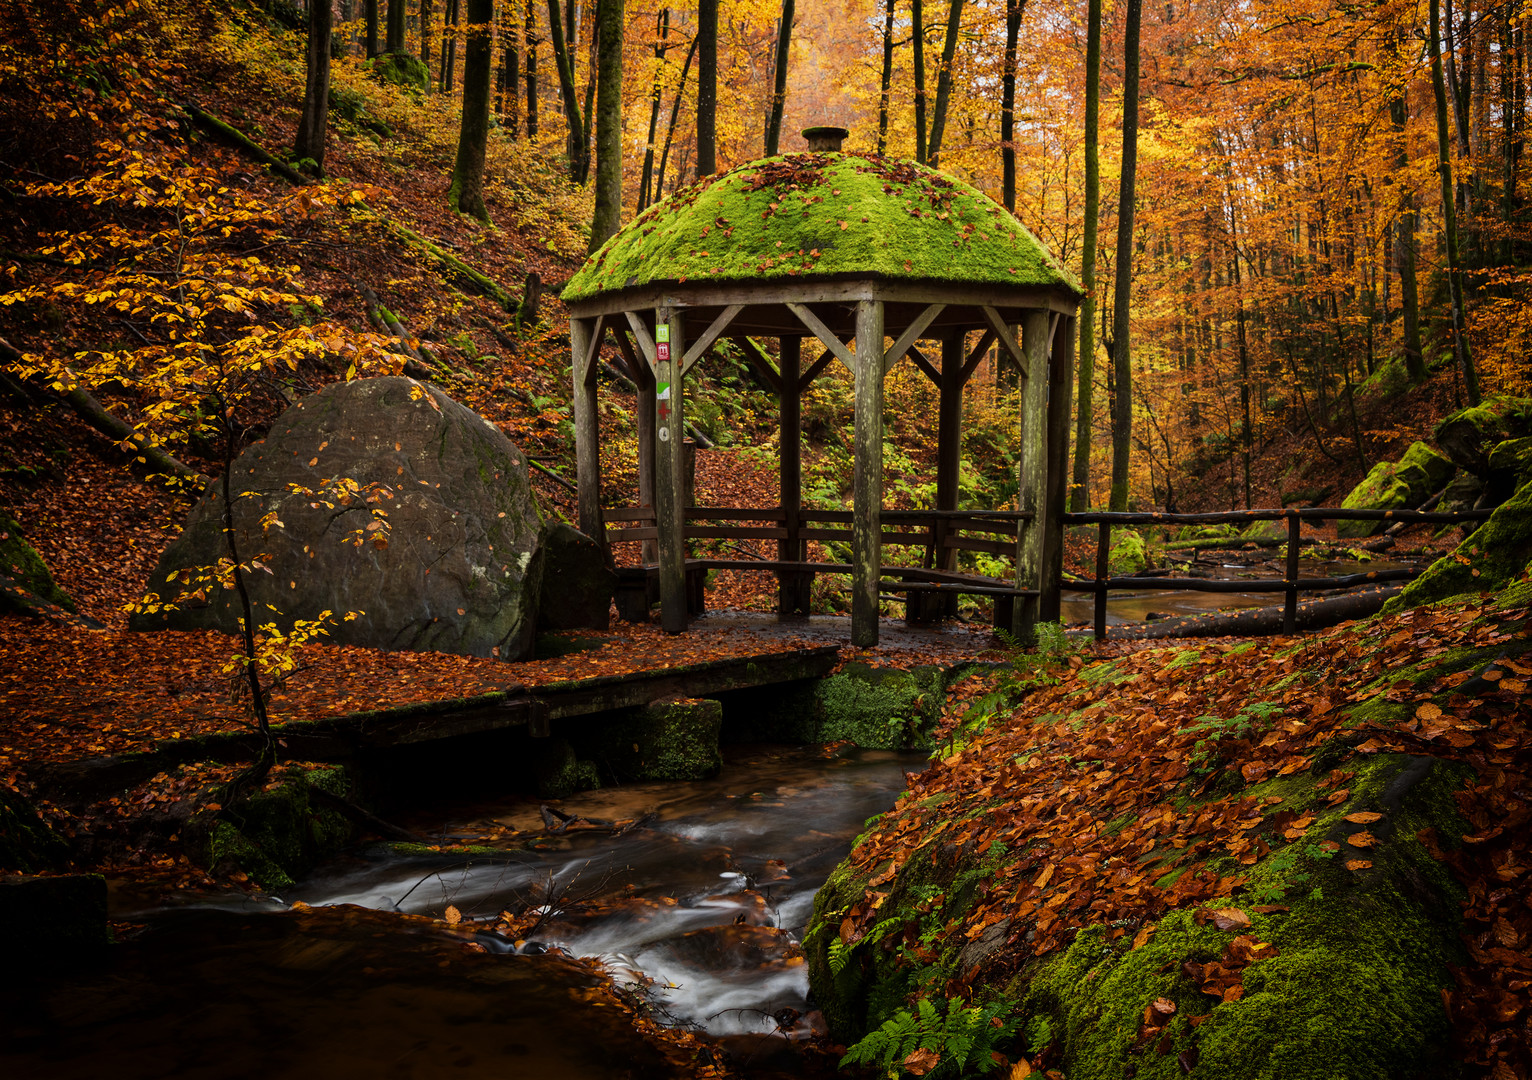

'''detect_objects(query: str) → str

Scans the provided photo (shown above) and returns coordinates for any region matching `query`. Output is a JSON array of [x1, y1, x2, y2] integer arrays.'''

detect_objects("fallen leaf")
[[1347, 831, 1379, 848], [904, 1048, 941, 1075], [1344, 811, 1383, 824], [1345, 859, 1373, 871], [444, 905, 461, 926], [1209, 907, 1251, 931]]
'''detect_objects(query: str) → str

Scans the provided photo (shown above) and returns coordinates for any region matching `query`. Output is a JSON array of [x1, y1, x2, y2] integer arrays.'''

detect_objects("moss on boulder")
[[0, 783, 72, 872], [1109, 529, 1148, 575], [197, 764, 354, 890], [1435, 395, 1532, 476], [563, 153, 1080, 303], [533, 737, 602, 798], [1381, 478, 1532, 614], [370, 51, 429, 93], [1336, 442, 1451, 538], [0, 510, 76, 614], [584, 698, 723, 781], [815, 662, 945, 750]]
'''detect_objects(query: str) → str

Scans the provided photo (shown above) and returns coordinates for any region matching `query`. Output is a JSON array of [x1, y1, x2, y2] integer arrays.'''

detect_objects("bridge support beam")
[[851, 299, 886, 648], [656, 307, 688, 633]]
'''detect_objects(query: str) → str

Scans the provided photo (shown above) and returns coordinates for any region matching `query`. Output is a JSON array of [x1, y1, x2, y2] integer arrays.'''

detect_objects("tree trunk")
[[387, 0, 406, 50], [1000, 0, 1023, 210], [546, 0, 589, 181], [525, 0, 538, 136], [696, 0, 718, 176], [1107, 0, 1141, 512], [876, 0, 894, 155], [588, 0, 624, 253], [1069, 0, 1099, 512], [366, 0, 380, 56], [580, 2, 599, 160], [440, 0, 459, 90], [1430, 0, 1481, 405], [926, 0, 964, 165], [763, 0, 793, 156], [448, 0, 495, 222], [420, 0, 433, 71], [1390, 91, 1426, 382], [500, 6, 521, 132], [912, 0, 927, 163], [295, 0, 333, 175], [655, 33, 698, 200], [638, 10, 668, 211]]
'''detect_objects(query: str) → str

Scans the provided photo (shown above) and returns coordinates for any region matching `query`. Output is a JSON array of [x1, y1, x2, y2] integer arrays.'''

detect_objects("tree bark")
[[1069, 0, 1099, 512], [420, 0, 433, 71], [696, 0, 718, 176], [524, 0, 538, 136], [448, 0, 495, 222], [1430, 0, 1481, 405], [1000, 0, 1023, 210], [588, 0, 624, 253], [386, 0, 406, 51], [876, 0, 895, 155], [763, 0, 794, 157], [1389, 91, 1426, 382], [546, 0, 589, 181], [295, 0, 334, 175], [1108, 0, 1141, 512], [926, 0, 964, 165], [655, 33, 698, 200], [440, 0, 459, 90], [638, 10, 669, 210], [912, 0, 927, 163], [500, 3, 521, 131], [366, 0, 380, 56]]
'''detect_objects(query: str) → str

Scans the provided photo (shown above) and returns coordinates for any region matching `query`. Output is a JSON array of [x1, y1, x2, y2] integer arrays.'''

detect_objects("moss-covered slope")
[[563, 154, 1080, 302]]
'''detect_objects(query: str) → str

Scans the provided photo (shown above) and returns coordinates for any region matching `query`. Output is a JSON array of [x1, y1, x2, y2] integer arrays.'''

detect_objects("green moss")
[[369, 51, 429, 93], [201, 765, 355, 890], [0, 510, 76, 613], [815, 662, 945, 749], [533, 737, 603, 798], [1399, 440, 1455, 491], [1337, 462, 1414, 539], [0, 784, 72, 872], [1108, 529, 1148, 575], [562, 153, 1080, 303], [1381, 478, 1532, 613], [582, 699, 722, 781]]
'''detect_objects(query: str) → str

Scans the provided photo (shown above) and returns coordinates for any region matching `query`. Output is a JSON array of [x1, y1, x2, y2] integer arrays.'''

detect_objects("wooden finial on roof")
[[801, 126, 849, 152]]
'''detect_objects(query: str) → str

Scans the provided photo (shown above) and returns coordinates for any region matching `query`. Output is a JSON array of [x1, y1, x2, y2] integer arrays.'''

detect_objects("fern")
[[829, 916, 901, 975], [840, 997, 1017, 1077]]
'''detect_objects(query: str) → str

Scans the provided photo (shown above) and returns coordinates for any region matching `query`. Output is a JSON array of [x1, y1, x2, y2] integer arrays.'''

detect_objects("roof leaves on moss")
[[562, 153, 1081, 302]]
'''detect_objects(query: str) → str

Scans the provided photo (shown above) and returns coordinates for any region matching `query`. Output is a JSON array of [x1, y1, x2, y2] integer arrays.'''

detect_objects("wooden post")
[[632, 333, 658, 564], [1011, 311, 1050, 643], [1094, 521, 1111, 640], [932, 330, 964, 620], [778, 335, 808, 614], [851, 299, 886, 647], [1283, 509, 1301, 634], [655, 307, 687, 633], [570, 317, 603, 541], [1041, 315, 1074, 623]]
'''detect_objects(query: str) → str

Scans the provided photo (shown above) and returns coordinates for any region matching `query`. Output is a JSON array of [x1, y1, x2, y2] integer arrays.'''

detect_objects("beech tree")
[[294, 0, 333, 175], [1108, 0, 1142, 512], [588, 0, 624, 252], [386, 0, 406, 51], [448, 0, 495, 221], [762, 0, 793, 156], [546, 0, 589, 181], [1069, 0, 1099, 512], [696, 0, 717, 175]]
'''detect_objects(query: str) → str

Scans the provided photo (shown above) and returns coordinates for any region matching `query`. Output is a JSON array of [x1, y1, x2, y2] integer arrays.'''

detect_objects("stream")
[[2, 744, 921, 1079]]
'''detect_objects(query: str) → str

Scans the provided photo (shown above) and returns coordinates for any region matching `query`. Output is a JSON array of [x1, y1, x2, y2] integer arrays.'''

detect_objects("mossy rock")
[[1240, 518, 1287, 543], [197, 765, 355, 890], [0, 783, 72, 873], [0, 510, 76, 614], [1174, 524, 1238, 543], [1399, 440, 1455, 493], [1108, 528, 1148, 575], [1486, 436, 1532, 501], [0, 874, 110, 959], [563, 153, 1080, 304], [533, 737, 602, 799], [1337, 459, 1417, 539], [370, 51, 429, 93], [1355, 353, 1416, 401], [815, 662, 945, 750], [1437, 470, 1484, 515], [537, 522, 616, 632], [1381, 478, 1532, 614], [1434, 394, 1532, 476], [584, 698, 723, 782]]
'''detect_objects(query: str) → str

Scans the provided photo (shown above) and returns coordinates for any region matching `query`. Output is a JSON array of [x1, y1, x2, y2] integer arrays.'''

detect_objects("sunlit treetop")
[[562, 153, 1081, 303]]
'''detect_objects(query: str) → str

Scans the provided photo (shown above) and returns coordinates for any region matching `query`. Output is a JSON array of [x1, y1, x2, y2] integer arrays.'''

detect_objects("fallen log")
[[1105, 584, 1405, 640], [180, 102, 310, 186]]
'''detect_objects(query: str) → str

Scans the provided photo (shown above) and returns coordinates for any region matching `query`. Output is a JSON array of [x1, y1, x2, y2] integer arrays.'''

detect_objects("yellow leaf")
[[444, 905, 461, 926]]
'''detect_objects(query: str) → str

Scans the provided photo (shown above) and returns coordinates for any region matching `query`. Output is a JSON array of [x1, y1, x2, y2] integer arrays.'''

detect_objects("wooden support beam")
[[613, 326, 654, 388], [1010, 310, 1050, 642], [681, 304, 744, 374], [981, 306, 1028, 377], [851, 299, 886, 647], [655, 308, 687, 633], [576, 314, 606, 386], [570, 317, 603, 543], [960, 327, 997, 384], [625, 310, 657, 371], [904, 343, 942, 386], [779, 335, 808, 614], [734, 335, 783, 393], [1040, 314, 1075, 623], [883, 303, 945, 374], [785, 301, 857, 370]]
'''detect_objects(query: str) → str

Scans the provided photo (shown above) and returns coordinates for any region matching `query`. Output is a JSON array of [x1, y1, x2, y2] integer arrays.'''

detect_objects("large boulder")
[[0, 509, 76, 616], [131, 377, 544, 660], [537, 522, 615, 631], [1434, 395, 1532, 476], [1336, 441, 1453, 539], [1381, 478, 1532, 614]]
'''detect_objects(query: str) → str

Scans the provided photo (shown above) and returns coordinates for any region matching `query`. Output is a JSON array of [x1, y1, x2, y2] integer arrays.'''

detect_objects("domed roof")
[[561, 153, 1080, 304]]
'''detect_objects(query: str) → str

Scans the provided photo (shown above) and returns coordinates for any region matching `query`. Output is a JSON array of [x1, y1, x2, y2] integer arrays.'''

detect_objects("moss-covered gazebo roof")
[[562, 153, 1081, 305]]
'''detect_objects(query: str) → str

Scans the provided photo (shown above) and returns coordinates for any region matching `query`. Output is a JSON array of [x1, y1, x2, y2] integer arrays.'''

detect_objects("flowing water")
[[2, 745, 921, 1079]]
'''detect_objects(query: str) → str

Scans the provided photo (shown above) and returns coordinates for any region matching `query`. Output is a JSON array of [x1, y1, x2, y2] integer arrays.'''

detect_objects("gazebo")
[[561, 129, 1082, 647]]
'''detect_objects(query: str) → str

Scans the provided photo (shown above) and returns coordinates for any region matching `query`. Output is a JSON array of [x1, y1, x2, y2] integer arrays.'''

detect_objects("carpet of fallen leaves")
[[836, 593, 1532, 1075]]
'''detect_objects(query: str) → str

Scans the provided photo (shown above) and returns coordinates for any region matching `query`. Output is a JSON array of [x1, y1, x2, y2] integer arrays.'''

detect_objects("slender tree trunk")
[[366, 0, 380, 56], [449, 0, 495, 222], [696, 0, 718, 176], [1000, 0, 1022, 210], [656, 33, 698, 199], [1390, 92, 1426, 382], [926, 0, 964, 165], [440, 0, 459, 90], [546, 0, 589, 181], [1069, 0, 1100, 512], [525, 0, 538, 136], [638, 10, 668, 210], [387, 0, 406, 50], [1431, 0, 1482, 404], [912, 0, 927, 163], [580, 3, 599, 157], [588, 0, 624, 252], [295, 0, 334, 175], [420, 0, 433, 70], [1108, 0, 1141, 512], [876, 0, 894, 154], [763, 0, 793, 156], [501, 5, 521, 132]]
